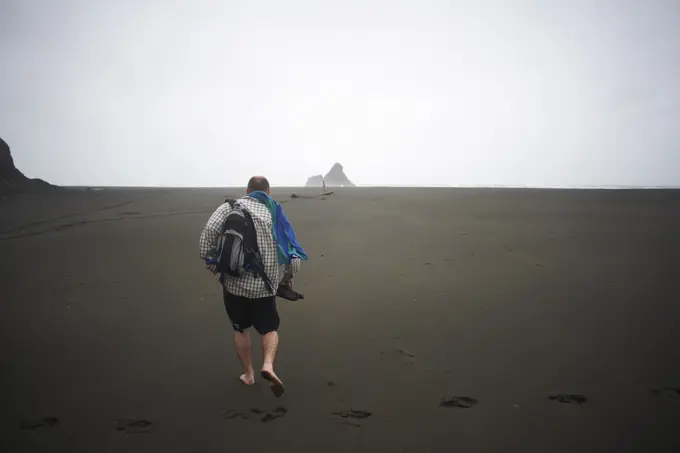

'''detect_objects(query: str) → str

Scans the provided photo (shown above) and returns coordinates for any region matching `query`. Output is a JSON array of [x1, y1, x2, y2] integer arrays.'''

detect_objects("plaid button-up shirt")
[[199, 196, 300, 299]]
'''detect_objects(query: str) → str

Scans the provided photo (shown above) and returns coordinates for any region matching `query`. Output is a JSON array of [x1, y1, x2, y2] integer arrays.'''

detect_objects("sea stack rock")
[[305, 175, 324, 187], [305, 163, 355, 187], [0, 137, 56, 196]]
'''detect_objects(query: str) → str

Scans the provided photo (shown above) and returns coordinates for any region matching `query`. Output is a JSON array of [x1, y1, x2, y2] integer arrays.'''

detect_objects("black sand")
[[2, 187, 680, 452]]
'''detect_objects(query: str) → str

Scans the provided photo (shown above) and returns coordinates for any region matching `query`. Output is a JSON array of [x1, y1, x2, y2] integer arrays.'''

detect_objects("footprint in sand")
[[224, 407, 288, 423], [336, 419, 362, 427], [440, 396, 479, 409], [115, 419, 153, 434], [331, 410, 372, 427], [548, 394, 588, 404], [651, 387, 680, 398], [261, 407, 287, 423], [397, 348, 415, 358], [20, 417, 59, 430], [223, 410, 250, 420], [332, 409, 372, 420]]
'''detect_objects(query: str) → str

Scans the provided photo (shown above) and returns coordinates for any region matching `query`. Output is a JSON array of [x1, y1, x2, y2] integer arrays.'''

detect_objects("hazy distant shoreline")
[[57, 185, 680, 192]]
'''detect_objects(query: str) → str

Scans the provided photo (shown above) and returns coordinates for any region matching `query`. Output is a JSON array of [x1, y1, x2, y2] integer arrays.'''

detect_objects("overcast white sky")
[[1, 0, 679, 187]]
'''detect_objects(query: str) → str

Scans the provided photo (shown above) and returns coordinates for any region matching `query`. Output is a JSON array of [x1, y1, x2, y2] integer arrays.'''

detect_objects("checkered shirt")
[[199, 196, 300, 299]]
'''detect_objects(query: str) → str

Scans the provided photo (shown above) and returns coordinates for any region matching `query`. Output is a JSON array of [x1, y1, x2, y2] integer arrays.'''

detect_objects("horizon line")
[[63, 184, 680, 190]]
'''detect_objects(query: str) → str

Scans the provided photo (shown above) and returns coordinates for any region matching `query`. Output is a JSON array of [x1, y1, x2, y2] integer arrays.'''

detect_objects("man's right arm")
[[199, 203, 231, 263]]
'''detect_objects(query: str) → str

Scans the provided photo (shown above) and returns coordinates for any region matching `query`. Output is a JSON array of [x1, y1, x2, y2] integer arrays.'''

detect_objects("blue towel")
[[247, 191, 308, 264]]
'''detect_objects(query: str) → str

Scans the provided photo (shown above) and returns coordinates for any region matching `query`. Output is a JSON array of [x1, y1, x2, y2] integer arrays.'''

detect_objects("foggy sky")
[[1, 0, 679, 187]]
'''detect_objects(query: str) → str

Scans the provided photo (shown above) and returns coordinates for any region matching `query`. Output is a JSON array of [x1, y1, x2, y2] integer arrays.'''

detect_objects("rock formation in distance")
[[1, 137, 56, 196], [305, 163, 355, 187], [305, 175, 324, 187]]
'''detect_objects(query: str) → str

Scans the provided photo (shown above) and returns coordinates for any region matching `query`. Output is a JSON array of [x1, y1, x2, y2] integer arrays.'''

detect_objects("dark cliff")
[[0, 137, 56, 196]]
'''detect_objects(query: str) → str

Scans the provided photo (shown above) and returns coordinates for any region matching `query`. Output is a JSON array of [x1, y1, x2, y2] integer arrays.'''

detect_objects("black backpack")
[[215, 198, 274, 292]]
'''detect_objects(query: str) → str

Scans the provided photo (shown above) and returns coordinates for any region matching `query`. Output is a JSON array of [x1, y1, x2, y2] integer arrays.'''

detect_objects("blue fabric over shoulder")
[[247, 191, 308, 264]]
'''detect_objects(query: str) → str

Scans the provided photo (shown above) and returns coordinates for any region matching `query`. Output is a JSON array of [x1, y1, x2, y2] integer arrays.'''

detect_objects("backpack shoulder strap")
[[219, 198, 239, 235], [240, 208, 275, 294]]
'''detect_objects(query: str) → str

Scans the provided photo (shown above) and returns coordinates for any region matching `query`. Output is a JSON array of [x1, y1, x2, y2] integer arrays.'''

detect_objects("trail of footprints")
[[17, 387, 679, 434]]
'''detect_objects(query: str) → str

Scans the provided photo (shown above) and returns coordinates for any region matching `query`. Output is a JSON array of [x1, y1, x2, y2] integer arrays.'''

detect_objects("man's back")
[[200, 196, 280, 299]]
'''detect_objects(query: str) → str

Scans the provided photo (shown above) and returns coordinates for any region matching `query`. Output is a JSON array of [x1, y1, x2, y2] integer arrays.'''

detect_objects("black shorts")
[[222, 288, 280, 335]]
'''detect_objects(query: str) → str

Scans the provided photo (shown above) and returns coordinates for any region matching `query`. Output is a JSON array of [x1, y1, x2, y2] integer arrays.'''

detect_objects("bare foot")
[[260, 366, 284, 397], [240, 373, 255, 386]]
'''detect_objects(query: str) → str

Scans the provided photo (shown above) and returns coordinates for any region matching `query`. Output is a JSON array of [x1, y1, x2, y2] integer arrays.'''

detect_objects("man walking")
[[199, 176, 306, 397]]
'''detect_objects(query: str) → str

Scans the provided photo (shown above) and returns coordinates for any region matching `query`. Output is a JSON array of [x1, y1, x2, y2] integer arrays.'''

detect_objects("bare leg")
[[260, 331, 284, 397], [234, 331, 255, 385]]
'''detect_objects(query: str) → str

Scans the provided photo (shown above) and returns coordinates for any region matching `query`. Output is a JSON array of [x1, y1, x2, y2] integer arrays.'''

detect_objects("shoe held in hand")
[[276, 284, 304, 301]]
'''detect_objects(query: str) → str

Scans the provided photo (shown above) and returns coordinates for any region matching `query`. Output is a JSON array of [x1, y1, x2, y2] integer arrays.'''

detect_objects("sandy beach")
[[2, 187, 680, 453]]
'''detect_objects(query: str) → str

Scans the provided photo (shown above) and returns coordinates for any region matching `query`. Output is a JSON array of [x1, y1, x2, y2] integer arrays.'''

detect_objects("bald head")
[[246, 176, 270, 194]]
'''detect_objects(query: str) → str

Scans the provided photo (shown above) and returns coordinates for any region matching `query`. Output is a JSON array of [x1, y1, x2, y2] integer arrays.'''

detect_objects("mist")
[[1, 0, 679, 187]]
